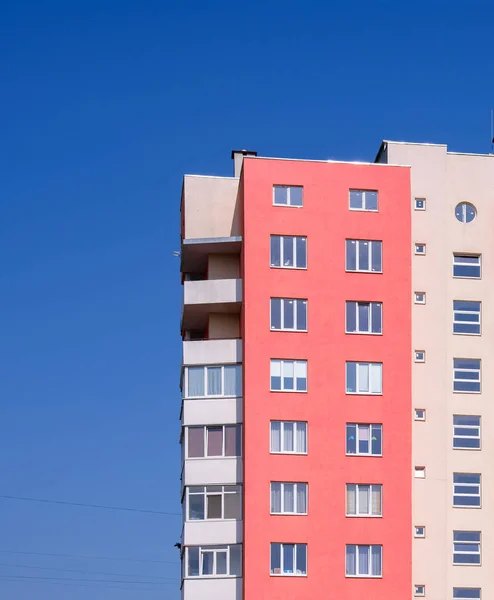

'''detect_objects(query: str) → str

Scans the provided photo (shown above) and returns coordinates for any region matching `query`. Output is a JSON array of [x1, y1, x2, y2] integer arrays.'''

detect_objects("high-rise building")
[[179, 142, 490, 600]]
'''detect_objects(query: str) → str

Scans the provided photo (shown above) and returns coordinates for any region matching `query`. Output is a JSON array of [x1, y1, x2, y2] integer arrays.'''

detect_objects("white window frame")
[[346, 423, 382, 456], [414, 197, 426, 210], [453, 254, 481, 279], [345, 544, 382, 578], [415, 409, 426, 421], [346, 484, 382, 517], [349, 189, 378, 212], [270, 359, 307, 392], [453, 473, 481, 508], [414, 526, 426, 538], [184, 365, 242, 399], [415, 351, 425, 363], [453, 531, 481, 565], [273, 185, 304, 207], [453, 358, 481, 393], [345, 301, 382, 335], [270, 298, 308, 332], [185, 544, 242, 578], [453, 588, 481, 599], [346, 362, 382, 395], [414, 584, 426, 596], [415, 466, 426, 478], [186, 425, 242, 459], [270, 421, 307, 454], [270, 235, 307, 269], [270, 543, 307, 576], [453, 415, 481, 450], [186, 485, 242, 521], [414, 292, 426, 304], [453, 301, 481, 335], [415, 243, 426, 255], [270, 482, 308, 515], [346, 239, 383, 273]]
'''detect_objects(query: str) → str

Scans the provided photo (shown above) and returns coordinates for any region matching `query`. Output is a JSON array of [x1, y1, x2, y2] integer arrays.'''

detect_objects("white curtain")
[[283, 483, 294, 512], [271, 483, 281, 512], [346, 485, 356, 515], [296, 423, 307, 453], [207, 367, 222, 395], [370, 363, 382, 394], [358, 363, 369, 392], [283, 361, 294, 390], [346, 545, 356, 575], [295, 361, 307, 391], [283, 422, 294, 452], [271, 422, 281, 452], [296, 484, 307, 513], [358, 485, 370, 515], [187, 367, 204, 397], [371, 545, 382, 575], [224, 365, 241, 397], [358, 545, 370, 575], [372, 486, 382, 515]]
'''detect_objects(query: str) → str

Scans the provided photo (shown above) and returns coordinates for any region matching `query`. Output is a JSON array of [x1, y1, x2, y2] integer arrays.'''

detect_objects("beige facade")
[[383, 141, 494, 600]]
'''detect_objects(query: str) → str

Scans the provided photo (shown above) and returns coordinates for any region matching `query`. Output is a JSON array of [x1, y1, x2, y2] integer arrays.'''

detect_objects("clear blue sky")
[[1, 0, 493, 597]]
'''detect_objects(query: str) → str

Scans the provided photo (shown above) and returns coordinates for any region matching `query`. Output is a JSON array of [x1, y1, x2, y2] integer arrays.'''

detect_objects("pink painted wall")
[[241, 157, 411, 599]]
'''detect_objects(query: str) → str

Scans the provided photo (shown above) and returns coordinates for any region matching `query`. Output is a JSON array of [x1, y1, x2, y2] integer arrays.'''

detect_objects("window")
[[453, 588, 481, 599], [415, 409, 426, 421], [345, 302, 382, 334], [453, 473, 481, 508], [453, 254, 481, 279], [346, 362, 382, 394], [187, 425, 241, 458], [453, 415, 481, 450], [186, 486, 241, 521], [415, 467, 426, 478], [415, 243, 426, 255], [270, 421, 307, 454], [270, 483, 307, 514], [414, 197, 426, 210], [270, 543, 307, 576], [414, 292, 426, 304], [270, 235, 307, 269], [414, 526, 426, 538], [346, 424, 382, 456], [453, 301, 481, 335], [346, 239, 382, 273], [273, 185, 303, 207], [455, 202, 476, 223], [415, 351, 425, 363], [453, 359, 481, 393], [270, 359, 307, 392], [270, 298, 307, 331], [453, 531, 481, 565], [415, 585, 425, 596], [346, 545, 382, 577], [185, 365, 242, 398], [186, 545, 242, 577], [349, 189, 378, 211], [346, 484, 382, 516]]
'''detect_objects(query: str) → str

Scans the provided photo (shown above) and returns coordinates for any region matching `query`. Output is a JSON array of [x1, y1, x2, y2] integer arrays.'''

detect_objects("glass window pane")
[[224, 365, 241, 397], [358, 484, 370, 514], [207, 427, 223, 456], [206, 494, 222, 519], [346, 362, 357, 393], [188, 427, 205, 458], [270, 543, 281, 574], [358, 545, 370, 575], [358, 303, 369, 332], [207, 367, 222, 395], [230, 545, 242, 576], [358, 425, 369, 453], [189, 494, 205, 520], [215, 551, 227, 575], [371, 425, 382, 454], [274, 186, 287, 205], [283, 422, 294, 452], [284, 300, 294, 329], [283, 483, 295, 512], [283, 361, 295, 390], [346, 545, 356, 575], [358, 363, 369, 392], [296, 300, 307, 330], [350, 190, 363, 209], [187, 367, 205, 397], [271, 482, 281, 513], [296, 545, 307, 575], [371, 241, 382, 272], [283, 544, 294, 574], [372, 486, 382, 515], [270, 360, 281, 391], [271, 421, 281, 452], [346, 240, 357, 270], [290, 187, 303, 206], [371, 545, 382, 575], [283, 236, 294, 267], [270, 236, 281, 267], [346, 424, 357, 453], [296, 237, 307, 268], [270, 298, 281, 330], [296, 484, 307, 513], [346, 484, 356, 515], [370, 364, 382, 394], [202, 550, 214, 575], [365, 191, 378, 210], [371, 303, 382, 333], [358, 241, 369, 270], [295, 361, 307, 391], [296, 422, 307, 453], [224, 490, 241, 519], [188, 547, 200, 576], [225, 425, 241, 456], [346, 302, 356, 333]]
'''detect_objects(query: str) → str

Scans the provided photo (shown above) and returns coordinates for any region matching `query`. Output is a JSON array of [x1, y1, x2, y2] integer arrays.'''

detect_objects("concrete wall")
[[183, 175, 242, 239], [208, 254, 240, 279], [209, 313, 240, 339], [183, 339, 242, 365], [182, 578, 242, 600], [387, 141, 494, 600]]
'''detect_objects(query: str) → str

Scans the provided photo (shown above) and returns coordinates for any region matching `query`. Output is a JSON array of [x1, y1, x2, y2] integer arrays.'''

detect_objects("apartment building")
[[179, 143, 491, 600]]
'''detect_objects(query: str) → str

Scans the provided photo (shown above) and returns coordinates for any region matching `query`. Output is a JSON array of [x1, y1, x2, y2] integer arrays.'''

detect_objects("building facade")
[[179, 143, 490, 600]]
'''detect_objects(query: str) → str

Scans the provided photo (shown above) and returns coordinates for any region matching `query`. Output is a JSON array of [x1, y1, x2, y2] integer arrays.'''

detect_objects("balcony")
[[183, 457, 243, 487], [182, 578, 242, 600], [183, 338, 242, 366], [183, 520, 243, 546], [182, 279, 242, 333]]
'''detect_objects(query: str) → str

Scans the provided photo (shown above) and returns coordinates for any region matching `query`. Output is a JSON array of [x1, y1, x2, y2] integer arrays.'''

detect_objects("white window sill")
[[345, 331, 383, 336], [345, 270, 383, 274], [270, 389, 308, 394], [346, 391, 383, 396], [186, 518, 241, 522], [185, 574, 241, 580], [346, 453, 382, 458], [184, 395, 242, 401], [453, 332, 481, 336], [270, 265, 307, 271], [272, 203, 303, 208], [270, 451, 307, 456], [186, 456, 241, 461], [453, 390, 481, 394], [346, 513, 382, 518], [349, 208, 378, 213], [452, 276, 481, 280], [345, 574, 382, 579], [270, 328, 308, 333], [452, 446, 481, 451], [270, 512, 308, 516], [270, 573, 307, 577]]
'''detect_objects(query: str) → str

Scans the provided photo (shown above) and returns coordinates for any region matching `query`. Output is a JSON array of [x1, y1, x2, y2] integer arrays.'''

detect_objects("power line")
[[0, 548, 177, 565], [0, 561, 178, 581], [0, 494, 181, 516], [0, 573, 176, 585], [0, 575, 170, 592]]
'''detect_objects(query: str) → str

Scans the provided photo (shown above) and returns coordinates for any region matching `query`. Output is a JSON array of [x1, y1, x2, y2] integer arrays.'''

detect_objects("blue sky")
[[1, 0, 493, 597]]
